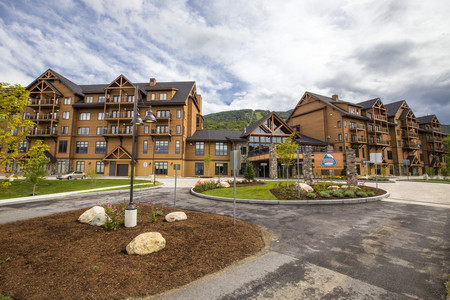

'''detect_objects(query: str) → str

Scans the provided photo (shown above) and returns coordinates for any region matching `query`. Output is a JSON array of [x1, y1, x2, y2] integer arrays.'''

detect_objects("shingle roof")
[[140, 81, 195, 104], [417, 115, 436, 124], [186, 129, 246, 142], [357, 98, 379, 110], [304, 92, 368, 121], [384, 100, 404, 117], [296, 134, 329, 145], [50, 69, 84, 96]]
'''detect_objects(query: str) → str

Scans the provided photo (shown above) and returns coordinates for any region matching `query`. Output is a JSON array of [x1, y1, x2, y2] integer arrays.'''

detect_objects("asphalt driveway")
[[0, 179, 448, 299]]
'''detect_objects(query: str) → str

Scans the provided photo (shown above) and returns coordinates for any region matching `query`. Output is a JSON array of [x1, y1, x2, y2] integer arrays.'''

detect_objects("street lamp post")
[[125, 85, 156, 228]]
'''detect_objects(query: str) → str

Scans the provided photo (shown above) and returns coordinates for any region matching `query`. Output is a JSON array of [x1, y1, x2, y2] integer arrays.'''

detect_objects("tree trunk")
[[33, 184, 36, 196]]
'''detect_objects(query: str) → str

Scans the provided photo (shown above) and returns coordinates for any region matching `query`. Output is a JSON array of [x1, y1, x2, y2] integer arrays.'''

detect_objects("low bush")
[[194, 180, 217, 192], [332, 190, 344, 197], [319, 191, 331, 198], [306, 192, 316, 198], [367, 191, 375, 197], [344, 190, 355, 197], [355, 190, 367, 197]]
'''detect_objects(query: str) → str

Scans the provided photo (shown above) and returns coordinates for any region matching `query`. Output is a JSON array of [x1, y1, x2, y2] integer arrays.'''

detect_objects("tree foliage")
[[23, 140, 49, 195], [275, 133, 298, 182], [0, 82, 34, 188], [243, 161, 255, 181], [203, 154, 212, 177]]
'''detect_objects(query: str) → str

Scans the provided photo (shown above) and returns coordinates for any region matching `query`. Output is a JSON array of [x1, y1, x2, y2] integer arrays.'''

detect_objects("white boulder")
[[327, 185, 340, 190], [89, 212, 109, 226], [126, 232, 166, 255], [423, 173, 429, 180], [78, 206, 105, 224], [297, 183, 314, 193], [165, 212, 187, 223], [218, 181, 231, 188]]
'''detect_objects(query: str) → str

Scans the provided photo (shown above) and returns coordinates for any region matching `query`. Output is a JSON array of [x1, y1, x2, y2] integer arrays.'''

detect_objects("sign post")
[[260, 162, 268, 180], [173, 164, 180, 207], [230, 150, 241, 225], [296, 147, 301, 197], [370, 153, 382, 191], [403, 159, 410, 180]]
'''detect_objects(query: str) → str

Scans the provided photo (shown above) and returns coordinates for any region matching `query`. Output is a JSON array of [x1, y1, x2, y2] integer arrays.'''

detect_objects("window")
[[196, 142, 204, 155], [160, 93, 167, 100], [387, 151, 393, 160], [58, 141, 68, 153], [155, 162, 168, 175], [177, 110, 181, 118], [215, 163, 228, 175], [63, 111, 70, 119], [76, 141, 88, 154], [398, 141, 401, 147], [79, 113, 91, 120], [239, 145, 247, 155], [350, 107, 355, 114], [57, 161, 65, 173], [18, 141, 27, 152], [98, 112, 104, 120], [175, 140, 180, 154], [155, 140, 169, 153], [354, 148, 359, 158], [151, 93, 156, 100], [64, 97, 71, 105], [96, 127, 104, 135], [143, 140, 148, 154], [216, 142, 228, 156], [85, 96, 93, 103], [76, 161, 85, 172], [61, 126, 69, 134], [397, 130, 400, 135], [345, 133, 348, 141], [362, 149, 365, 158], [339, 146, 343, 151], [157, 110, 170, 118], [144, 126, 149, 134], [95, 141, 106, 154], [96, 161, 105, 174], [338, 134, 342, 141], [156, 125, 169, 134], [344, 120, 347, 128], [195, 163, 204, 175], [337, 121, 341, 128], [127, 95, 135, 102], [77, 127, 89, 135], [176, 125, 181, 134], [98, 96, 105, 103], [389, 165, 394, 175], [367, 112, 372, 119]]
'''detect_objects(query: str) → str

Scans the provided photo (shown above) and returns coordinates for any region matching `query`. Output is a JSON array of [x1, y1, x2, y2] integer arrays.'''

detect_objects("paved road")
[[0, 179, 449, 299]]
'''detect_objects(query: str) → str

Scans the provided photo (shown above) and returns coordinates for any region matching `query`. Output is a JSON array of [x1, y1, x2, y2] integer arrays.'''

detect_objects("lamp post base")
[[124, 205, 137, 227]]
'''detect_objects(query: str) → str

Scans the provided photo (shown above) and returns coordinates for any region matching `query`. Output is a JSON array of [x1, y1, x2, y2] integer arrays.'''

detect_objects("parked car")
[[57, 171, 86, 180]]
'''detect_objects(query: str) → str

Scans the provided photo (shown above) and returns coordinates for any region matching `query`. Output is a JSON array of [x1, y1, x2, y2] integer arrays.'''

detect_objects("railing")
[[151, 129, 172, 135], [351, 136, 366, 143], [105, 97, 135, 104], [248, 147, 270, 157], [403, 142, 420, 149], [368, 139, 390, 146], [104, 112, 134, 119], [156, 113, 172, 119], [102, 128, 133, 135], [29, 129, 57, 136], [24, 114, 58, 121], [402, 121, 419, 128], [368, 126, 388, 133], [402, 132, 419, 139], [28, 99, 59, 106], [373, 114, 387, 121]]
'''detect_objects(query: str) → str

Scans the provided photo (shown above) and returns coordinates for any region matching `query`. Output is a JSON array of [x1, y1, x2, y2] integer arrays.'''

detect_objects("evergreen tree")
[[244, 161, 255, 181]]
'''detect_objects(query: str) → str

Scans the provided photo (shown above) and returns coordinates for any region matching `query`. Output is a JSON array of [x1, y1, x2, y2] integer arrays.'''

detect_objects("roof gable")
[[244, 112, 297, 137], [27, 68, 84, 96]]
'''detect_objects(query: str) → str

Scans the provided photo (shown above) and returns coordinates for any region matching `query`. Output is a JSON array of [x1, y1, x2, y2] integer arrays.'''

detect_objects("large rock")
[[78, 206, 105, 224], [165, 212, 187, 223], [126, 232, 166, 255], [327, 185, 340, 190], [218, 181, 230, 188], [297, 183, 314, 193], [89, 212, 109, 226]]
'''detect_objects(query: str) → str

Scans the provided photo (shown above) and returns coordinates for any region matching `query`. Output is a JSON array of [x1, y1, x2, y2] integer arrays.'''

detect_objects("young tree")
[[23, 140, 49, 196], [204, 154, 212, 177], [0, 83, 34, 189], [243, 161, 255, 182], [274, 133, 298, 185]]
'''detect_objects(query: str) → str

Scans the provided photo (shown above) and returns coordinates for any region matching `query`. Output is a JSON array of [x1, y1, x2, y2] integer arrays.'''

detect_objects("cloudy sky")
[[1, 0, 449, 123]]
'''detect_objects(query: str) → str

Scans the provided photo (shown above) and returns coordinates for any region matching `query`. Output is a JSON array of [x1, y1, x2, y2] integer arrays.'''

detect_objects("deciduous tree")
[[274, 133, 298, 184], [23, 140, 49, 196]]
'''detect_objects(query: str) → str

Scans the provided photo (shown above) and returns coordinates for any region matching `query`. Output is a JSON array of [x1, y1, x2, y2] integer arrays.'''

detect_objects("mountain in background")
[[441, 124, 450, 135], [203, 109, 293, 130]]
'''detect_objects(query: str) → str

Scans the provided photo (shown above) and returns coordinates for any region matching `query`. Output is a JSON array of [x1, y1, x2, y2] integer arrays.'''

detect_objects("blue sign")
[[321, 153, 337, 167]]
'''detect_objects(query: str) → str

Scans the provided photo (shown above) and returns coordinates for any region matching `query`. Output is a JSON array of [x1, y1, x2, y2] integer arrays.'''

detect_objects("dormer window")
[[151, 93, 156, 100], [350, 107, 355, 114], [160, 93, 167, 100], [85, 96, 93, 103]]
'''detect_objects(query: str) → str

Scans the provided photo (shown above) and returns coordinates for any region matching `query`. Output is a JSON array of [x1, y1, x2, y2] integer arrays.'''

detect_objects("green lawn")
[[397, 178, 450, 183], [0, 179, 154, 200], [201, 181, 283, 200]]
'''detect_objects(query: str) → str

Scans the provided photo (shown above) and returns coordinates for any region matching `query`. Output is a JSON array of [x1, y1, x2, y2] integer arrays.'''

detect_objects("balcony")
[[349, 124, 364, 131], [101, 127, 133, 136], [402, 141, 420, 149], [25, 114, 59, 122], [373, 114, 387, 121], [350, 136, 366, 144], [104, 112, 134, 121], [156, 113, 172, 121], [105, 97, 135, 105], [402, 132, 419, 139], [368, 138, 390, 146], [368, 126, 388, 134], [29, 128, 57, 137], [151, 129, 172, 136], [27, 99, 60, 107], [401, 121, 419, 129]]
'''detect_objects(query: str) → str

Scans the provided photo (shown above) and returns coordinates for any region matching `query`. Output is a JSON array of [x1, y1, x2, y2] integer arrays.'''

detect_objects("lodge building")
[[5, 70, 447, 178]]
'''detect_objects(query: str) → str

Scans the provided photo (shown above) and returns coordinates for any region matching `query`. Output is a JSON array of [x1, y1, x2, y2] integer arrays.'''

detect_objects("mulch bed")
[[270, 185, 386, 200], [0, 205, 264, 300]]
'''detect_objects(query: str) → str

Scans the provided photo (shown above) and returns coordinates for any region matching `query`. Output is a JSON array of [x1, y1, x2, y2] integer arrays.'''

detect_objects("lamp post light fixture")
[[125, 86, 156, 228]]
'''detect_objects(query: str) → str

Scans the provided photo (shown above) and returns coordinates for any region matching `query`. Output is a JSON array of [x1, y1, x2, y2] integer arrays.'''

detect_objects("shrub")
[[194, 180, 217, 192], [319, 191, 331, 198], [243, 162, 256, 181], [344, 190, 355, 197], [367, 191, 375, 197], [306, 192, 316, 198], [332, 190, 344, 198], [355, 190, 367, 197]]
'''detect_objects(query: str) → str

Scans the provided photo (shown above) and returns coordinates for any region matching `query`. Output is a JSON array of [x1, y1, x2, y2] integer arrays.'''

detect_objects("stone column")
[[346, 149, 358, 186], [326, 145, 335, 177], [303, 151, 313, 185], [269, 143, 278, 179]]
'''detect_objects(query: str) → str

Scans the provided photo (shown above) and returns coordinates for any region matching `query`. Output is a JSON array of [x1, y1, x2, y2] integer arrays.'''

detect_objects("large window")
[[57, 161, 65, 173], [77, 127, 89, 135], [177, 110, 181, 118], [64, 97, 71, 105], [79, 113, 91, 121], [62, 111, 70, 119], [157, 110, 170, 118], [95, 141, 106, 154], [58, 140, 68, 153], [75, 161, 85, 172], [215, 163, 228, 175], [195, 163, 204, 175], [387, 151, 393, 160], [76, 141, 88, 154], [98, 112, 104, 120], [155, 162, 168, 175], [18, 141, 27, 152], [176, 125, 181, 134], [156, 125, 169, 134], [61, 126, 69, 134], [155, 140, 169, 153], [96, 161, 105, 174], [216, 143, 228, 156], [98, 96, 105, 103], [144, 126, 149, 134], [85, 96, 93, 103], [175, 140, 180, 154], [160, 93, 167, 100], [196, 142, 204, 155], [143, 140, 148, 154]]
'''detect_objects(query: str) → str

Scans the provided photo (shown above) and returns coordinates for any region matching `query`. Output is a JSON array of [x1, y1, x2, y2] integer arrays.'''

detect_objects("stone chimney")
[[331, 94, 338, 101], [149, 78, 156, 86]]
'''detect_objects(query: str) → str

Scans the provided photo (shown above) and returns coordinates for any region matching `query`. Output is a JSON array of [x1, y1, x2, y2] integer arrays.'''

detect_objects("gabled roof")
[[384, 100, 404, 117], [186, 129, 246, 142], [140, 81, 195, 104], [27, 69, 84, 96], [417, 115, 437, 124], [243, 112, 298, 137], [357, 98, 379, 110], [296, 134, 329, 146]]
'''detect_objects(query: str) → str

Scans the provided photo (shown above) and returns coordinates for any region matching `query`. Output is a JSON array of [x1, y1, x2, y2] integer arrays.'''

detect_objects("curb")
[[396, 180, 450, 184], [190, 188, 390, 205]]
